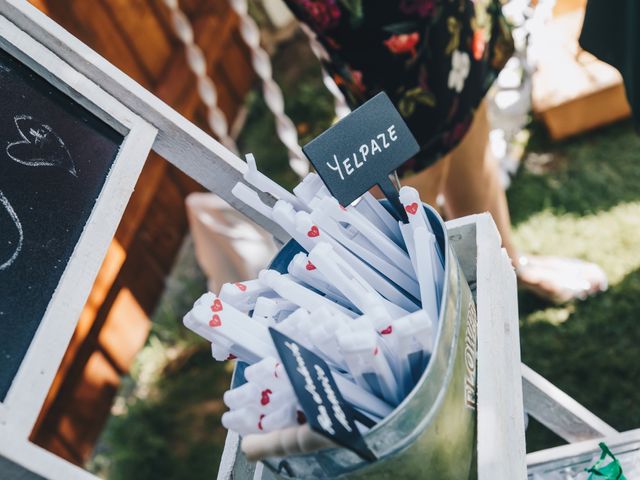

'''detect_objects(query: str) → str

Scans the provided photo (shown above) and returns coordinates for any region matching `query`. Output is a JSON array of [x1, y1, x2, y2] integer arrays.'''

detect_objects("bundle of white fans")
[[183, 154, 445, 456]]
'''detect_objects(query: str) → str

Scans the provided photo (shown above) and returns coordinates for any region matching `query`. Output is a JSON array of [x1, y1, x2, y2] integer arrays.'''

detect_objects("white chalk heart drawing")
[[6, 115, 77, 176], [0, 190, 23, 271]]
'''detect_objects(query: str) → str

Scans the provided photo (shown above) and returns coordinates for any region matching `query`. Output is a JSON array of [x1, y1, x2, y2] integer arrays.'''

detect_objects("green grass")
[[507, 120, 640, 452]]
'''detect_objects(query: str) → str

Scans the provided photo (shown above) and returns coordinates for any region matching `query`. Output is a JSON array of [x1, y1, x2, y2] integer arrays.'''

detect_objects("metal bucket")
[[231, 203, 478, 479]]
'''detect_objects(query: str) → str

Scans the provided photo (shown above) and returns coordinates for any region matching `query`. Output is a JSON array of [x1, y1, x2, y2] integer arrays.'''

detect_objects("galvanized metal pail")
[[231, 203, 478, 479]]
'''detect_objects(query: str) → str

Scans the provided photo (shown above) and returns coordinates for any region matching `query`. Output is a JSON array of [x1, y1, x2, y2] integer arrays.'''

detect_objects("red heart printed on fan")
[[296, 410, 306, 425], [211, 299, 223, 312], [307, 225, 320, 237], [258, 414, 265, 431], [260, 389, 273, 406], [306, 261, 316, 271], [209, 314, 222, 328], [380, 325, 393, 335], [234, 282, 247, 291], [405, 202, 419, 215]]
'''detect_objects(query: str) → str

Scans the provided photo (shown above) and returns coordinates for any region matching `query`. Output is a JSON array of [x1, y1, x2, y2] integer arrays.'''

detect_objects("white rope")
[[163, 0, 349, 178], [162, 0, 238, 152], [229, 0, 309, 177], [299, 23, 351, 120]]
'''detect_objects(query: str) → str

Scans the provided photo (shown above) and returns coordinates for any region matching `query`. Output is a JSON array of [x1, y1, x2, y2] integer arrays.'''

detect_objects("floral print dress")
[[283, 0, 514, 175]]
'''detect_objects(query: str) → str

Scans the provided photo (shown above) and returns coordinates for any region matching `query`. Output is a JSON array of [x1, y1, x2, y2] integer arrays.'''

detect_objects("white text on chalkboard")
[[285, 340, 336, 435], [0, 115, 75, 271], [326, 125, 398, 181]]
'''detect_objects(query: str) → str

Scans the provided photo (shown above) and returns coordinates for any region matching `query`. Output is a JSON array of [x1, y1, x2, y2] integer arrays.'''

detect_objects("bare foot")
[[514, 255, 608, 304]]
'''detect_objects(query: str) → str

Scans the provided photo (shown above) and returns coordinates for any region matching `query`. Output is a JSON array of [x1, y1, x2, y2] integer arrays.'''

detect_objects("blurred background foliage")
[[89, 26, 640, 480]]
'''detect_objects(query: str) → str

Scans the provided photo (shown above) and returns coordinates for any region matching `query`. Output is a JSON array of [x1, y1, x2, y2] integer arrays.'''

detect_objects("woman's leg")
[[436, 99, 606, 302], [443, 100, 519, 263], [400, 152, 451, 210]]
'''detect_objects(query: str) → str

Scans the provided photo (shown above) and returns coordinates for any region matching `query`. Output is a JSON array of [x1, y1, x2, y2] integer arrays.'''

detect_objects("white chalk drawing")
[[6, 115, 77, 176], [0, 190, 23, 271]]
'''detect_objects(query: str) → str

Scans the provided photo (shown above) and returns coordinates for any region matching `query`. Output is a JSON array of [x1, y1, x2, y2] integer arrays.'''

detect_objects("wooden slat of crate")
[[531, 9, 631, 140]]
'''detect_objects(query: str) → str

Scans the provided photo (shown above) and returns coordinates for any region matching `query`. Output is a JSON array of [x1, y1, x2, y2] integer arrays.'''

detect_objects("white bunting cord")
[[299, 23, 351, 120], [162, 0, 238, 152], [229, 0, 309, 177], [163, 0, 351, 178]]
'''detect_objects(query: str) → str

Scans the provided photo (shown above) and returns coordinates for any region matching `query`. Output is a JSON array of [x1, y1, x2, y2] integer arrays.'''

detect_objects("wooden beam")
[[522, 363, 618, 443], [98, 0, 174, 80]]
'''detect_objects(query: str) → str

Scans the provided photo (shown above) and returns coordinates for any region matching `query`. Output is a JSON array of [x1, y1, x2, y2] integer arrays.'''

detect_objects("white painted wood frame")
[[0, 13, 157, 436], [448, 213, 528, 480], [0, 4, 158, 479], [0, 1, 283, 478]]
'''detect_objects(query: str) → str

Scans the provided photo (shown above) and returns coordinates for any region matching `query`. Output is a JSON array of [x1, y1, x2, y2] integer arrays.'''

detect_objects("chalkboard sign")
[[0, 46, 123, 400], [303, 92, 419, 219]]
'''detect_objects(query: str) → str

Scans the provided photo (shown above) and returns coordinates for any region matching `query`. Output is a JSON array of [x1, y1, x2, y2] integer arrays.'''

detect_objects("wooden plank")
[[29, 240, 126, 440], [56, 350, 120, 461], [527, 429, 640, 471], [531, 9, 631, 140], [219, 30, 255, 101], [135, 174, 189, 274], [99, 0, 174, 81], [118, 245, 168, 315], [553, 0, 587, 16], [97, 288, 150, 373], [522, 364, 618, 443], [113, 153, 168, 248], [31, 283, 122, 458], [539, 84, 631, 140], [39, 0, 151, 86], [447, 214, 527, 480]]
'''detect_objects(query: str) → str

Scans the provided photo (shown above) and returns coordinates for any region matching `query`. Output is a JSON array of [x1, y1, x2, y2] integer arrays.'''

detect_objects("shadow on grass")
[[520, 268, 640, 452], [508, 120, 640, 227]]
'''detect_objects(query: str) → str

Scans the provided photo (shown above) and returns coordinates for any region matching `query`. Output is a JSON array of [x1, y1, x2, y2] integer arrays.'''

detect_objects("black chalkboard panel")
[[0, 454, 45, 480], [0, 47, 123, 400]]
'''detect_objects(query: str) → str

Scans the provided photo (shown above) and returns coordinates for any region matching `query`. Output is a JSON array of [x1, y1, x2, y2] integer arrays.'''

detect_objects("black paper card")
[[269, 328, 376, 461], [302, 92, 419, 218]]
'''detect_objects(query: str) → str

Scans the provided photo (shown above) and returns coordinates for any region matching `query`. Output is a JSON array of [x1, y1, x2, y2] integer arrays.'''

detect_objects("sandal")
[[515, 255, 608, 304]]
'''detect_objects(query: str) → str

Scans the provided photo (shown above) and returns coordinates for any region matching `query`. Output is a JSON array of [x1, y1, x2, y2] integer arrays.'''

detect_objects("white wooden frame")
[[0, 8, 157, 480], [0, 1, 279, 478], [0, 12, 157, 434]]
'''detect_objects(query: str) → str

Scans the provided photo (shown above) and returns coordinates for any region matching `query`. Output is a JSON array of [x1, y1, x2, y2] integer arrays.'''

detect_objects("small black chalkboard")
[[303, 92, 419, 219], [270, 328, 376, 461], [0, 47, 123, 400]]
